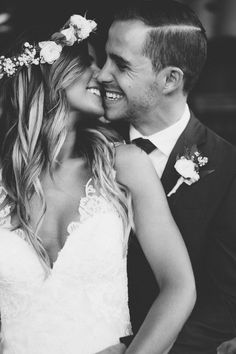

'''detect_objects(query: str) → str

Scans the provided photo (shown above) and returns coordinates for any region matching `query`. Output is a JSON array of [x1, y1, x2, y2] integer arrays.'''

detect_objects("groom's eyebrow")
[[110, 53, 130, 67]]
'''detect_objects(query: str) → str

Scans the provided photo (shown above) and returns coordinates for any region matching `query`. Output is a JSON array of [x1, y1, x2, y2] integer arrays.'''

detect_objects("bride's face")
[[65, 45, 104, 118]]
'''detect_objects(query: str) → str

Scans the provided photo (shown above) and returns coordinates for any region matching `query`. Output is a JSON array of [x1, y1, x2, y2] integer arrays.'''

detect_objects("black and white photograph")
[[0, 0, 236, 353]]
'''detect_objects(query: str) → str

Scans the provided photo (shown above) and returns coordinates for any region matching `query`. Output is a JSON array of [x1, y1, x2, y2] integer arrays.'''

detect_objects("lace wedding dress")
[[0, 175, 132, 354]]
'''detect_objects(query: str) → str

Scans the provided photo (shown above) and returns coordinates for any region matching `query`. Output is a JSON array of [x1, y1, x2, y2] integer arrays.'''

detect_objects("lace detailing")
[[14, 228, 27, 240], [67, 178, 120, 233], [79, 178, 118, 222]]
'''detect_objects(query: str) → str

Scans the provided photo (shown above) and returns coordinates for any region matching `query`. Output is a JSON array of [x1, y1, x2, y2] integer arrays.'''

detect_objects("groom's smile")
[[104, 90, 124, 102]]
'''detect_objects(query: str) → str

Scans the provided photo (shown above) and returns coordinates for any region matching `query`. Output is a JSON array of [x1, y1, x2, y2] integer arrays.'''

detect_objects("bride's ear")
[[161, 67, 184, 94]]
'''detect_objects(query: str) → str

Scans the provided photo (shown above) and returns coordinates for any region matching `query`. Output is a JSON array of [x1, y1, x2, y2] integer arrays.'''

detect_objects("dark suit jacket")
[[115, 113, 236, 353]]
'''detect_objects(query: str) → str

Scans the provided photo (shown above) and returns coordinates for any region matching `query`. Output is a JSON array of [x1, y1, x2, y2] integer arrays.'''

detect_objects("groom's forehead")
[[107, 20, 149, 53]]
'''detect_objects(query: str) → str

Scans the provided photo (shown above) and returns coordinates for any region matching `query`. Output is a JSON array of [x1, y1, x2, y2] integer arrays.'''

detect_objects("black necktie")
[[132, 137, 157, 154]]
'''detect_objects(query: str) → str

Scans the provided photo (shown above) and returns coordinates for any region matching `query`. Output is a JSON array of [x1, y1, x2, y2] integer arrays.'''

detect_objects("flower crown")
[[0, 14, 97, 79]]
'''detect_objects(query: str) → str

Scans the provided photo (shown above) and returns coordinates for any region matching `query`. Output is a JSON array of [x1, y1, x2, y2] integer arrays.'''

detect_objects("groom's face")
[[98, 20, 162, 123]]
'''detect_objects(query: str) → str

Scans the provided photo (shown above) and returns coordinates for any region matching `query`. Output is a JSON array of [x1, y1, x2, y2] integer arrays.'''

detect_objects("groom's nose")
[[97, 60, 113, 84]]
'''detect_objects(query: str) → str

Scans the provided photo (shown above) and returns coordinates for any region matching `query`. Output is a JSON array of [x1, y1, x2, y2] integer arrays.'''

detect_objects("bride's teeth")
[[105, 92, 123, 100], [87, 88, 101, 96]]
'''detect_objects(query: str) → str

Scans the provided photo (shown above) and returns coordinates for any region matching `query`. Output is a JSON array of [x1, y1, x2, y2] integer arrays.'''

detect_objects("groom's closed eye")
[[110, 54, 130, 71]]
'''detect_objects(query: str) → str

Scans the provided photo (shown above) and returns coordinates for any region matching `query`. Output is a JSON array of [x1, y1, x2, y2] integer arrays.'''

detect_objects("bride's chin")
[[92, 107, 105, 118]]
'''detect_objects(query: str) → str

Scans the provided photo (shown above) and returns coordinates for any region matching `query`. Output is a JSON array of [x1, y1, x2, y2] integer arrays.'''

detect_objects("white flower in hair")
[[39, 41, 62, 64], [70, 15, 97, 41], [78, 23, 94, 40], [0, 13, 97, 78], [2, 58, 16, 76], [70, 15, 89, 28], [90, 20, 97, 31], [60, 27, 77, 46]]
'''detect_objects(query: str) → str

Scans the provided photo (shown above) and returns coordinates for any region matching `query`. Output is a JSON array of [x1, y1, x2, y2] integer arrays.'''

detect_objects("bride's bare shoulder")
[[114, 143, 159, 188], [115, 142, 150, 165]]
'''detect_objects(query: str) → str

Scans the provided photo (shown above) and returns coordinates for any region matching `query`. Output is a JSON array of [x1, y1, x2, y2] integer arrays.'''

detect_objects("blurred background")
[[0, 0, 236, 145]]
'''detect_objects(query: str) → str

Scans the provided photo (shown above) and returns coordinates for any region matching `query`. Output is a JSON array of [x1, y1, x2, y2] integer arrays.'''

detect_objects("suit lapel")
[[161, 113, 207, 197]]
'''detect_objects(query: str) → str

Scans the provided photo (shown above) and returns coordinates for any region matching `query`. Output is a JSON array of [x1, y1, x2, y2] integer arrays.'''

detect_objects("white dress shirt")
[[130, 105, 190, 177]]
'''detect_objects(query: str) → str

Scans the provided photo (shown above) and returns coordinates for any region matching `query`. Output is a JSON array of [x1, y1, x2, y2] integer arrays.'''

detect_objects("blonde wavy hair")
[[0, 38, 131, 272]]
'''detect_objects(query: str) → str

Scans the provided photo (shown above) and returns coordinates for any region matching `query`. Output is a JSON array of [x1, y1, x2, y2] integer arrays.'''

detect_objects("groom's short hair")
[[114, 0, 207, 93]]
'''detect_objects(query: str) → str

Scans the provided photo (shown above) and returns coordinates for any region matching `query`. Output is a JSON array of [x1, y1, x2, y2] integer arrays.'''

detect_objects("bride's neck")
[[56, 111, 81, 163], [57, 130, 77, 162]]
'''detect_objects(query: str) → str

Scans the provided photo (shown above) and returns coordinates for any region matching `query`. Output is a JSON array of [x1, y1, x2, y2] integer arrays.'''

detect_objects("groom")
[[98, 1, 236, 353]]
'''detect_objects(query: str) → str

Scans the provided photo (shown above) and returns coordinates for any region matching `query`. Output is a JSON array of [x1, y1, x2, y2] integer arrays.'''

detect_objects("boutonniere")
[[167, 144, 212, 197]]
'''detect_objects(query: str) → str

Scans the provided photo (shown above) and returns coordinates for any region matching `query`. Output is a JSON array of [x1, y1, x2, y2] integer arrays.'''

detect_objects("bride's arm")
[[115, 144, 196, 354]]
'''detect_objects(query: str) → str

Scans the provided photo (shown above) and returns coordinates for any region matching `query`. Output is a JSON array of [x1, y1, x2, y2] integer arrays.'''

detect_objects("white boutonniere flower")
[[167, 145, 209, 197], [39, 41, 62, 64]]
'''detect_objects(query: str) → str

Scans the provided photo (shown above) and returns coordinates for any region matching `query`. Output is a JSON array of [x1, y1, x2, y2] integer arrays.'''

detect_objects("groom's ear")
[[161, 67, 184, 94]]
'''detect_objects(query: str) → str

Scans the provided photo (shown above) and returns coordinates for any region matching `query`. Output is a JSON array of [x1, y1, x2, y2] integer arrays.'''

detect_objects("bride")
[[0, 13, 195, 354]]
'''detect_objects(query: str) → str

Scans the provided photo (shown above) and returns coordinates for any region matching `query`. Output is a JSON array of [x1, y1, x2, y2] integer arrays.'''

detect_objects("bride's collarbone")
[[29, 162, 92, 256], [30, 192, 82, 264], [40, 158, 91, 205], [42, 158, 90, 191]]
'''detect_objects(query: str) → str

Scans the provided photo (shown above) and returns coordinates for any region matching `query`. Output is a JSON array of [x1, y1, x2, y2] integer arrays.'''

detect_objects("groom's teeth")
[[105, 92, 123, 100], [87, 88, 101, 96]]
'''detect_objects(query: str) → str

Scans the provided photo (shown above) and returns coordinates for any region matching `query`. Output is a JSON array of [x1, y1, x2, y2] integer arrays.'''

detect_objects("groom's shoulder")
[[193, 115, 236, 170], [192, 114, 236, 153]]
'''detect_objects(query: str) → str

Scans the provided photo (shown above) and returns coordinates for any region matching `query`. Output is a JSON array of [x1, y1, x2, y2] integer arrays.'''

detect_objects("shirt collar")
[[130, 104, 190, 157]]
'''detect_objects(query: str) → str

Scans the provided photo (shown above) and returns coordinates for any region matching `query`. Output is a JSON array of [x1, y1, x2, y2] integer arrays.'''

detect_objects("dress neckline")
[[0, 174, 120, 273], [0, 176, 97, 271], [49, 177, 96, 270]]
